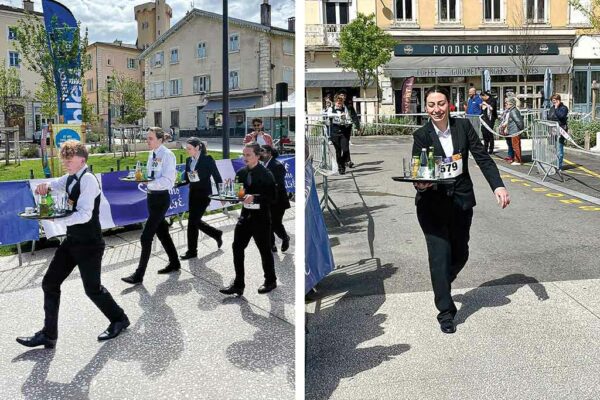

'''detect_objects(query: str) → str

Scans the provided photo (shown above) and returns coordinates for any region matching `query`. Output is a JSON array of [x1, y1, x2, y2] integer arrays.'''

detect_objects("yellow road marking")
[[564, 158, 600, 179]]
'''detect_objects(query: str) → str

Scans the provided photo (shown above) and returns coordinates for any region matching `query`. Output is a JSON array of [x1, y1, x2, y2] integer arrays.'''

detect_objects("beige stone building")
[[305, 0, 378, 115], [135, 0, 173, 50], [139, 3, 295, 137], [84, 42, 143, 130], [0, 0, 44, 139], [84, 0, 172, 131], [306, 0, 589, 115]]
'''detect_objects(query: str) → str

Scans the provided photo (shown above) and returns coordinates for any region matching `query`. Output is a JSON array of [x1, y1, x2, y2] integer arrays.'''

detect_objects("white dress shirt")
[[432, 123, 453, 158], [50, 164, 99, 226], [146, 145, 176, 191]]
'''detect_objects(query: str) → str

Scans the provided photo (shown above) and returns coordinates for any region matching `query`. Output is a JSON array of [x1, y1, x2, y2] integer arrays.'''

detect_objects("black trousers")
[[187, 195, 222, 253], [417, 194, 473, 323], [232, 210, 276, 287], [271, 205, 289, 246], [330, 131, 350, 169], [482, 126, 495, 152], [137, 191, 179, 276], [42, 240, 125, 338]]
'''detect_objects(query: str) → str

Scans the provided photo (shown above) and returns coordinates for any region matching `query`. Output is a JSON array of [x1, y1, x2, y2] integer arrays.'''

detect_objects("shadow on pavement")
[[186, 249, 226, 312], [226, 297, 295, 388], [13, 273, 189, 399], [306, 258, 409, 400], [453, 273, 549, 326]]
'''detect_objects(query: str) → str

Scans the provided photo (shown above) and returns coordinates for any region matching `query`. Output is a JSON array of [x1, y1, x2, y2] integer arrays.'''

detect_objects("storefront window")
[[573, 71, 587, 106]]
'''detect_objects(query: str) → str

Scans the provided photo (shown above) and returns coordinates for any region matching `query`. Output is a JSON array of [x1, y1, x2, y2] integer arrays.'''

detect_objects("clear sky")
[[5, 0, 295, 44]]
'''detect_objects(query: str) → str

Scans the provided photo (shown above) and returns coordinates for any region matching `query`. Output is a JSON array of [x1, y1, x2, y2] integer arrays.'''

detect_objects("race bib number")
[[243, 203, 260, 210], [188, 171, 199, 182], [439, 154, 463, 179]]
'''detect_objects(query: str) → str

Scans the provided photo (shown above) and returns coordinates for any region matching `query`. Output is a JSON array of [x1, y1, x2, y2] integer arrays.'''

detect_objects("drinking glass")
[[402, 158, 410, 178], [218, 183, 225, 197], [434, 156, 443, 179]]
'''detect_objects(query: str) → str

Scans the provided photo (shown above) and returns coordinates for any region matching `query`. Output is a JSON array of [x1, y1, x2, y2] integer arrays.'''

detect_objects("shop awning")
[[201, 96, 262, 112], [384, 55, 571, 78], [306, 71, 370, 88]]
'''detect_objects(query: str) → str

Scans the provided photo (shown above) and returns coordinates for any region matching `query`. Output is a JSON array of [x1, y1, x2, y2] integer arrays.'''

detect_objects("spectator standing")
[[547, 94, 569, 170]]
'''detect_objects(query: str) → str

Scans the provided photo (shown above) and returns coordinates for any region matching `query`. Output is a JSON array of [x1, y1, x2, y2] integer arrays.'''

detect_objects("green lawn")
[[0, 150, 225, 181]]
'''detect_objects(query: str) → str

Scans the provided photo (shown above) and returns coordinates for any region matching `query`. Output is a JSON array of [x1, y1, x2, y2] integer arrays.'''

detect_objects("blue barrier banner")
[[100, 170, 190, 226], [0, 181, 39, 245], [232, 156, 295, 193], [279, 155, 296, 193], [305, 162, 334, 293]]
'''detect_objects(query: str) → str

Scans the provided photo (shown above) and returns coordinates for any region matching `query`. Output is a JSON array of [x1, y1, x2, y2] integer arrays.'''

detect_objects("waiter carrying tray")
[[220, 143, 278, 296], [122, 127, 180, 284], [17, 141, 129, 348], [412, 86, 510, 334]]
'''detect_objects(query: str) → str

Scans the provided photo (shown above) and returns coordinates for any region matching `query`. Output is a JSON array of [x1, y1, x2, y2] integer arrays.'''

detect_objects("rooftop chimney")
[[288, 17, 295, 32], [23, 0, 34, 12], [260, 0, 271, 27]]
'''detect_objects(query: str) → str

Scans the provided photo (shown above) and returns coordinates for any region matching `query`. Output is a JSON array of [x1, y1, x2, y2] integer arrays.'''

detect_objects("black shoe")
[[488, 150, 494, 154], [339, 168, 346, 175], [121, 272, 143, 285], [157, 263, 181, 274], [219, 284, 244, 296], [440, 320, 456, 334], [271, 245, 278, 253], [258, 281, 277, 294], [180, 252, 197, 260], [216, 232, 223, 249], [348, 161, 355, 168], [98, 317, 130, 341], [281, 237, 290, 252], [16, 331, 56, 349]]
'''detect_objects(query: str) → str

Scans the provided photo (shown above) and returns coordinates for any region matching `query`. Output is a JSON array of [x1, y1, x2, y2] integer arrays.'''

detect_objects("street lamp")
[[222, 0, 230, 159], [107, 76, 113, 152]]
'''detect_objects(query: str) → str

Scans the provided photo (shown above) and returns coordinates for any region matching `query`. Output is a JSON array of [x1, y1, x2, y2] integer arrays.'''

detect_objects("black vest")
[[66, 170, 103, 244]]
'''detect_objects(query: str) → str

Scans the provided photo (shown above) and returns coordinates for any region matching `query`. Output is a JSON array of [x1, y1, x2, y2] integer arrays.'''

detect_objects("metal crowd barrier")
[[527, 119, 564, 182], [306, 123, 342, 225], [464, 115, 483, 139]]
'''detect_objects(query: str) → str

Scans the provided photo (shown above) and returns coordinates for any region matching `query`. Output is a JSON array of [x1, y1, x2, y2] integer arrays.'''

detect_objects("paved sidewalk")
[[306, 140, 600, 400], [0, 209, 295, 399]]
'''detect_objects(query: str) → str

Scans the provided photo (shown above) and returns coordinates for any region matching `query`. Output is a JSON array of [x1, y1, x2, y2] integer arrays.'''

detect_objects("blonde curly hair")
[[60, 140, 88, 160]]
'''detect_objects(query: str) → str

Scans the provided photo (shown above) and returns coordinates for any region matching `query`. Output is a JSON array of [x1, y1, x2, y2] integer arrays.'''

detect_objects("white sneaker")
[[511, 161, 521, 166]]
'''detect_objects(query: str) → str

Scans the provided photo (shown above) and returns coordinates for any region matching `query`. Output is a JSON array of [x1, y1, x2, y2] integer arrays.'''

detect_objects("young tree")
[[509, 7, 540, 107], [0, 61, 25, 126], [337, 13, 395, 116], [14, 12, 91, 122], [103, 72, 146, 125]]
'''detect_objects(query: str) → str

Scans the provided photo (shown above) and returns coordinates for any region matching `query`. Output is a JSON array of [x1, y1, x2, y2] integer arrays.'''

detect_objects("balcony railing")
[[305, 24, 343, 47]]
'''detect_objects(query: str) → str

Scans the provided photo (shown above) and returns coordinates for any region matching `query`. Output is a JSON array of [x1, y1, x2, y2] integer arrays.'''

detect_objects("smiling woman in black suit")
[[413, 86, 511, 334], [179, 137, 224, 260]]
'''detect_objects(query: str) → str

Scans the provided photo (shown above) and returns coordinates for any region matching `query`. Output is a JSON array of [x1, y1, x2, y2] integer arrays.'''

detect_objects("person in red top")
[[243, 118, 274, 146]]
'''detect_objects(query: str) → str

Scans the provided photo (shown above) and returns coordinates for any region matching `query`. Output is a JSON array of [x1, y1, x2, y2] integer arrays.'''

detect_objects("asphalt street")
[[305, 137, 600, 400], [0, 208, 295, 399]]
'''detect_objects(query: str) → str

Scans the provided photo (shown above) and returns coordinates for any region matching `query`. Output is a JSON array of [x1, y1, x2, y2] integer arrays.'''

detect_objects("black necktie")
[[246, 171, 252, 187], [150, 152, 156, 179]]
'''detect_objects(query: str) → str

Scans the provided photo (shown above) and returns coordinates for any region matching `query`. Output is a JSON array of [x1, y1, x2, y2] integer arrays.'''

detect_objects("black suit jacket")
[[265, 158, 291, 210], [183, 155, 222, 197], [235, 163, 277, 216], [412, 118, 504, 210]]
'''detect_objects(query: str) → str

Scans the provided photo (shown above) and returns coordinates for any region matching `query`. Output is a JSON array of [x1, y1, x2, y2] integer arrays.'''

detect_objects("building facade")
[[0, 0, 44, 139], [84, 42, 143, 130], [135, 0, 173, 50], [305, 0, 378, 115], [306, 0, 595, 115], [139, 4, 295, 137]]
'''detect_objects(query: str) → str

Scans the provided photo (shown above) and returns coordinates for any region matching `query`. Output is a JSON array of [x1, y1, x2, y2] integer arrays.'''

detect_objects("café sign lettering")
[[395, 43, 559, 56]]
